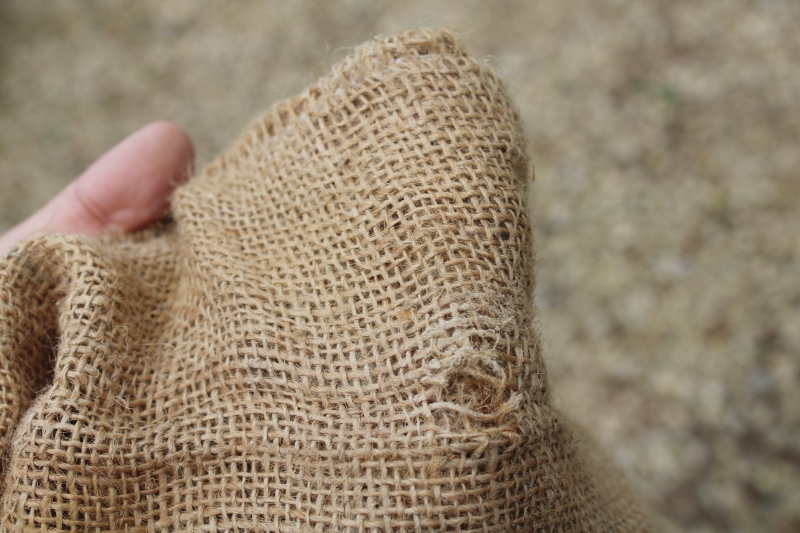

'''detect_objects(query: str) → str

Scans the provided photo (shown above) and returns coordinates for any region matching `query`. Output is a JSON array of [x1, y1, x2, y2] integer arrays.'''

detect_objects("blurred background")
[[1, 1, 798, 531]]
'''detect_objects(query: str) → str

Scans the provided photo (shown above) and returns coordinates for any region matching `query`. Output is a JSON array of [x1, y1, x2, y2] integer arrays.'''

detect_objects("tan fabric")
[[0, 30, 651, 532]]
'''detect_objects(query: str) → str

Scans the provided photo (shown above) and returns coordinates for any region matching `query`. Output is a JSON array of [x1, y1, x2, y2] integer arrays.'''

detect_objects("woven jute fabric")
[[0, 30, 652, 532]]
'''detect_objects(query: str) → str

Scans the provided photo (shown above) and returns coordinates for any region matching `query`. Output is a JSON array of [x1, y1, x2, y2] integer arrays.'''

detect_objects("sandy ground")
[[1, 1, 799, 531]]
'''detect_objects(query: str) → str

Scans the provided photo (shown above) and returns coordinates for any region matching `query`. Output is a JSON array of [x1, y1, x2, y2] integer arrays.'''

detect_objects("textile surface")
[[0, 30, 651, 532]]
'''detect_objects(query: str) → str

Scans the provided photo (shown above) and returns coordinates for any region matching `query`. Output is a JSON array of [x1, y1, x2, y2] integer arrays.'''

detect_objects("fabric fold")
[[0, 29, 651, 532]]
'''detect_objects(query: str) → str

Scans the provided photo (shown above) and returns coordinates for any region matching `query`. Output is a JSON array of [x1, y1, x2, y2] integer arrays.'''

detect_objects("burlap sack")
[[0, 29, 652, 532]]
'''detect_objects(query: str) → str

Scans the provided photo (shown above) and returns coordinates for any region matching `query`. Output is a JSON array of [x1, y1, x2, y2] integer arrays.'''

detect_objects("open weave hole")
[[0, 30, 652, 532]]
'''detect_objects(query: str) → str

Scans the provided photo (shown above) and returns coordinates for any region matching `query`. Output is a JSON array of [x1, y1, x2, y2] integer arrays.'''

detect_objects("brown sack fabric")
[[0, 30, 652, 532]]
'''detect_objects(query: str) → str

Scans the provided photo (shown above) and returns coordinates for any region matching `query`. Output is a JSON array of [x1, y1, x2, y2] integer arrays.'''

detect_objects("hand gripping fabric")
[[0, 30, 652, 532]]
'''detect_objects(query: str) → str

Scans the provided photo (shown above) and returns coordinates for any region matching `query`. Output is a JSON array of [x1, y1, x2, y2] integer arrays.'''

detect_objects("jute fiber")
[[0, 30, 652, 532]]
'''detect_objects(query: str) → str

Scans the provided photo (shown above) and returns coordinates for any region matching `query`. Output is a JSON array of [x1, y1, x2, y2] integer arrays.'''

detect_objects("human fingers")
[[0, 121, 194, 254]]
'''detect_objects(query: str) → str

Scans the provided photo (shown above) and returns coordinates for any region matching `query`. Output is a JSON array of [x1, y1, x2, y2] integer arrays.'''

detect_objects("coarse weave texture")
[[0, 30, 651, 532]]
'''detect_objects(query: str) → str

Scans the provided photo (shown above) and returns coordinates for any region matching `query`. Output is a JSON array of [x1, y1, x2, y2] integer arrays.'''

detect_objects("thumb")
[[0, 122, 194, 253]]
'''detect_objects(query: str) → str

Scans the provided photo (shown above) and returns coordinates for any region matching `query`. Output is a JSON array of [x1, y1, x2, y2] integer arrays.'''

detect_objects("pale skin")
[[0, 122, 195, 254]]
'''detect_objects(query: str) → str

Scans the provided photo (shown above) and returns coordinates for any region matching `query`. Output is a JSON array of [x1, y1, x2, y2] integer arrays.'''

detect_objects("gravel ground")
[[1, 1, 799, 531]]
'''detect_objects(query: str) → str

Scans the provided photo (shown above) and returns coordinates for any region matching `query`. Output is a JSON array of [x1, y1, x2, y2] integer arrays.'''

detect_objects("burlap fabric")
[[0, 30, 652, 532]]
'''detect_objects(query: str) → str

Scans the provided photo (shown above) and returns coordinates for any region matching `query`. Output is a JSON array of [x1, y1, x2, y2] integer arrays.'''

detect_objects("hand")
[[0, 122, 194, 254]]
